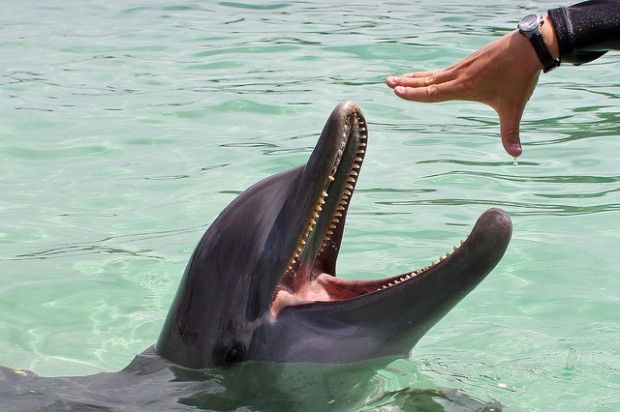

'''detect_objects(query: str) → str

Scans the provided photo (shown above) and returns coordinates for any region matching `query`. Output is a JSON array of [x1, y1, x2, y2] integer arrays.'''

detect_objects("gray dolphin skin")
[[156, 100, 512, 367], [1, 101, 512, 410]]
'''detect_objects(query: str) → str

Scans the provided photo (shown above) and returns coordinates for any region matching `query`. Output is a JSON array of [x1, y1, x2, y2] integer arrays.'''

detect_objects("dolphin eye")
[[224, 342, 245, 365]]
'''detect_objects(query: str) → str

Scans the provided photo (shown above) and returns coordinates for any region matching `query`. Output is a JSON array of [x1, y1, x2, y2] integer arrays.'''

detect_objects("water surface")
[[1, 1, 619, 410]]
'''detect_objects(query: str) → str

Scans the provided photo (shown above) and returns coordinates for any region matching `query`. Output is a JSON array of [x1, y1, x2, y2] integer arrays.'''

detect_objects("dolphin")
[[0, 101, 511, 410], [156, 100, 512, 367]]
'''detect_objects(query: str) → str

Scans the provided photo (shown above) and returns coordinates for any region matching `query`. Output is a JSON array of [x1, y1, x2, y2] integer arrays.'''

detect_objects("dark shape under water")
[[0, 101, 511, 411]]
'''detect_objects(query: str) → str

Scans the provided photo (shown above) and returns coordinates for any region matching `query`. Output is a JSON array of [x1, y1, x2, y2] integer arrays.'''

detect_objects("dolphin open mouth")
[[271, 103, 487, 317], [156, 100, 511, 367]]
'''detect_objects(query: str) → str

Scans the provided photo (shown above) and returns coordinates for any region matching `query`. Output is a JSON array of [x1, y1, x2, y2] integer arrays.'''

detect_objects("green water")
[[1, 0, 619, 410]]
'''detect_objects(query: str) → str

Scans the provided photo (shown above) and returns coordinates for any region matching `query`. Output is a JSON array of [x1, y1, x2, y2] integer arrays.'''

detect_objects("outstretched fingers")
[[391, 78, 466, 103], [387, 68, 454, 88], [386, 69, 468, 103]]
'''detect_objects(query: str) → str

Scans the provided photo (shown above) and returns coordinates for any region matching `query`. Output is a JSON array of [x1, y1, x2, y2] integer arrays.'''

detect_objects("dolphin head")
[[156, 101, 512, 368]]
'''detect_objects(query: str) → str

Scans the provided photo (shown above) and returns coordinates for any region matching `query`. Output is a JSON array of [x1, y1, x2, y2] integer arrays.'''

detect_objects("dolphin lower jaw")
[[252, 207, 511, 364], [270, 208, 510, 311]]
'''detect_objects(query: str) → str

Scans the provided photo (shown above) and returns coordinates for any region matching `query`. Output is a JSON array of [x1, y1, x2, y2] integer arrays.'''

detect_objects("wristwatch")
[[517, 14, 560, 73]]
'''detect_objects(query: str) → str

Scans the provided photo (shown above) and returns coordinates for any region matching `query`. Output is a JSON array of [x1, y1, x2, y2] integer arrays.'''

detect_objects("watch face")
[[519, 14, 539, 32]]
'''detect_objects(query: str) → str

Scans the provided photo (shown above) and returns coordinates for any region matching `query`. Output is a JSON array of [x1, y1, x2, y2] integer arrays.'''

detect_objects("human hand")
[[386, 29, 551, 157]]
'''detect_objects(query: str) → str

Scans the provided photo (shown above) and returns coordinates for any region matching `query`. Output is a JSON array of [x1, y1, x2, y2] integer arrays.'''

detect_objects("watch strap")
[[518, 15, 561, 73], [529, 31, 561, 73]]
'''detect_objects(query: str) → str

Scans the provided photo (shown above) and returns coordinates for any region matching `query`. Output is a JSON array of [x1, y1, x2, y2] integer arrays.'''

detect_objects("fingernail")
[[394, 86, 406, 94]]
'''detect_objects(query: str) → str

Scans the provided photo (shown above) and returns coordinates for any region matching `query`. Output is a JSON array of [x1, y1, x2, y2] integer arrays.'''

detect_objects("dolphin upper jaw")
[[270, 101, 368, 316]]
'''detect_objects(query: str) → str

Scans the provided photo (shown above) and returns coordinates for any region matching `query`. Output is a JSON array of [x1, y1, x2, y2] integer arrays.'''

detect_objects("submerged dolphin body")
[[1, 101, 511, 409]]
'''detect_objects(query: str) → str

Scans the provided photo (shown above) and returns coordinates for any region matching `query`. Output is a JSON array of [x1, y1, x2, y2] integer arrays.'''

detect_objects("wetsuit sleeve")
[[548, 0, 620, 65]]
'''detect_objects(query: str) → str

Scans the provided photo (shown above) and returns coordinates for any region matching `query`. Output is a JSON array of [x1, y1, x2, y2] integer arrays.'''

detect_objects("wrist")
[[511, 30, 544, 73], [517, 14, 560, 72], [541, 15, 560, 60]]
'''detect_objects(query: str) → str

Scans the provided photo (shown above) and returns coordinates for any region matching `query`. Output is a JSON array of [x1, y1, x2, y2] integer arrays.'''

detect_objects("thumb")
[[498, 109, 523, 158]]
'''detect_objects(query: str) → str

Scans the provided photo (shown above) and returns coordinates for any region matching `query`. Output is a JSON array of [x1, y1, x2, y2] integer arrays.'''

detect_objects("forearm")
[[548, 0, 620, 65]]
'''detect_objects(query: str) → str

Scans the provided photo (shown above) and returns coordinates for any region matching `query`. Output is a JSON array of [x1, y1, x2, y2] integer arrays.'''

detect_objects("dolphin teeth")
[[291, 111, 368, 269]]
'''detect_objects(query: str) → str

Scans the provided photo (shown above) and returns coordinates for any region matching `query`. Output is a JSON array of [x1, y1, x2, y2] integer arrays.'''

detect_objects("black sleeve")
[[548, 0, 620, 65]]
